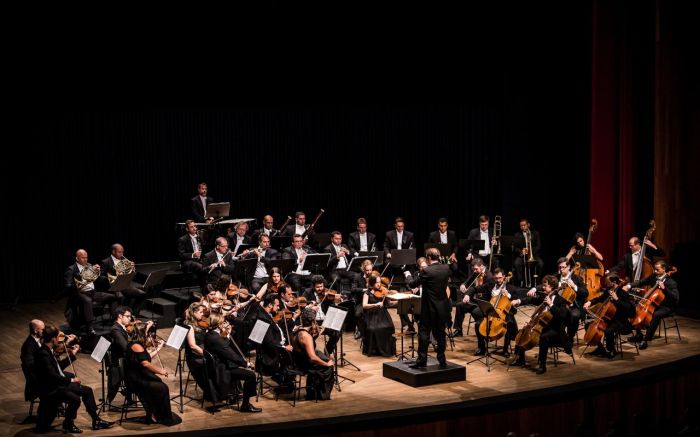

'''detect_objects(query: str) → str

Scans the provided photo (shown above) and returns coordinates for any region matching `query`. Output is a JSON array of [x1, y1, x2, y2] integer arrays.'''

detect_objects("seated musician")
[[252, 214, 277, 239], [203, 237, 236, 285], [20, 319, 44, 415], [33, 324, 112, 433], [282, 211, 316, 246], [282, 234, 316, 292], [383, 217, 415, 278], [243, 234, 280, 293], [204, 314, 262, 413], [177, 219, 207, 293], [255, 266, 286, 300], [278, 283, 302, 333], [302, 275, 340, 355], [555, 257, 588, 347], [347, 217, 376, 254], [511, 275, 569, 374], [183, 303, 210, 400], [100, 243, 146, 313], [291, 306, 335, 400], [467, 268, 522, 358], [324, 231, 362, 293], [565, 232, 604, 263], [351, 259, 377, 337], [623, 260, 678, 350], [228, 221, 253, 257], [257, 294, 295, 389], [453, 258, 494, 345], [361, 275, 396, 357], [583, 274, 635, 358]]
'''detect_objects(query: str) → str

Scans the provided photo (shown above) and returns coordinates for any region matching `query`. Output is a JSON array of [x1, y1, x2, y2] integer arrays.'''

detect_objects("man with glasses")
[[555, 258, 587, 347]]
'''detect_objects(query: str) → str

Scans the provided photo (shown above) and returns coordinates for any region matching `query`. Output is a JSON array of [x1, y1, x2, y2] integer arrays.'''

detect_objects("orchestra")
[[18, 206, 685, 432]]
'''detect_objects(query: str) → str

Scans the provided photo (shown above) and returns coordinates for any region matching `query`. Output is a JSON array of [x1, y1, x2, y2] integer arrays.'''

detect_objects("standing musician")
[[609, 236, 664, 280], [191, 182, 213, 224], [512, 275, 569, 374], [512, 219, 544, 286], [282, 211, 316, 246], [100, 243, 146, 312], [347, 217, 376, 255], [282, 234, 316, 292], [428, 217, 459, 268], [453, 258, 494, 353], [177, 219, 207, 292], [302, 275, 341, 355], [469, 267, 522, 358], [252, 215, 277, 239], [466, 215, 498, 268], [623, 260, 679, 350], [565, 232, 604, 263], [204, 314, 262, 412], [33, 324, 112, 433], [406, 248, 451, 368], [244, 234, 280, 293], [554, 257, 588, 347], [583, 274, 635, 358], [65, 249, 117, 335], [324, 231, 361, 293], [203, 237, 235, 285]]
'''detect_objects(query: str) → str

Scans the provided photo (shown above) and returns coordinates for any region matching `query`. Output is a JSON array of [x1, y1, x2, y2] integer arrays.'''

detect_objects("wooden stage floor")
[[2, 299, 699, 437]]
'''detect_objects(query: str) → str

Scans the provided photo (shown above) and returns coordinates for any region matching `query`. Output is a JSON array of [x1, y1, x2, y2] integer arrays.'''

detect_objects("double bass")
[[631, 266, 676, 329], [632, 220, 656, 288], [573, 219, 606, 301]]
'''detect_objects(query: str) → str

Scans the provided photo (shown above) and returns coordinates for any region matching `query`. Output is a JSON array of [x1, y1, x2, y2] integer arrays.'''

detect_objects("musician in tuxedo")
[[108, 306, 148, 403], [453, 258, 494, 353], [623, 260, 678, 349], [33, 324, 112, 433], [100, 243, 146, 313], [512, 275, 569, 374], [555, 257, 588, 346], [191, 182, 213, 223], [428, 217, 458, 265], [301, 275, 340, 355], [228, 221, 254, 257], [609, 236, 664, 280], [282, 234, 316, 292], [383, 217, 415, 258], [203, 237, 236, 285], [406, 248, 451, 368], [282, 211, 316, 245], [325, 231, 361, 293], [243, 234, 280, 292], [347, 217, 376, 254], [65, 249, 117, 334], [466, 215, 499, 269], [178, 220, 207, 292], [204, 314, 261, 412], [583, 274, 635, 358], [252, 215, 277, 239], [512, 219, 544, 286], [20, 319, 44, 410], [257, 294, 294, 388]]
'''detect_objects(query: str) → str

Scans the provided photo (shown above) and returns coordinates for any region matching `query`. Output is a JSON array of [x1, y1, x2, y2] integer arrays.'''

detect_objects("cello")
[[514, 296, 554, 351], [478, 272, 513, 341], [583, 278, 626, 346], [574, 219, 606, 301], [631, 266, 676, 329]]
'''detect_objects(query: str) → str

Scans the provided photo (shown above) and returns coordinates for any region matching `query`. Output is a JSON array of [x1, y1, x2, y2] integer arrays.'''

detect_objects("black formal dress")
[[184, 326, 209, 400], [125, 341, 174, 425], [291, 328, 334, 400], [361, 291, 396, 357]]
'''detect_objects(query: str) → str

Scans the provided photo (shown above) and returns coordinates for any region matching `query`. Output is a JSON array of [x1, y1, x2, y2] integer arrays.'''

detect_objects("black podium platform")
[[383, 357, 466, 387]]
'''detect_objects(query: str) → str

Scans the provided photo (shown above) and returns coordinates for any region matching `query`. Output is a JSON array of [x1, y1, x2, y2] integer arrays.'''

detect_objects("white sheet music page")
[[322, 306, 347, 331], [167, 325, 189, 349], [249, 319, 271, 344], [91, 336, 111, 363]]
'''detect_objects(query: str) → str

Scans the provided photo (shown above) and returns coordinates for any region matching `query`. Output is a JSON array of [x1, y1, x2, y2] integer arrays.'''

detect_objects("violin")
[[319, 288, 340, 301], [273, 308, 301, 322], [226, 282, 240, 298], [373, 284, 390, 299], [297, 296, 308, 308], [196, 319, 210, 329], [54, 332, 80, 355]]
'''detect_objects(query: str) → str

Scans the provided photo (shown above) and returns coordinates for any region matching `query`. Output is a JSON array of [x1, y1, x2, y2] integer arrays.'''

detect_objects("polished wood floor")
[[2, 300, 699, 437]]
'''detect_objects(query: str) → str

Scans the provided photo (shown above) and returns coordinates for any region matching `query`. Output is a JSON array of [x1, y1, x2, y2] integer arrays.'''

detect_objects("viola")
[[273, 308, 301, 323]]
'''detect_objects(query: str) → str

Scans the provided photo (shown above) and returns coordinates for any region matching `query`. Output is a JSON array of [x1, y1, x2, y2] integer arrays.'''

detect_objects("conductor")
[[406, 247, 451, 368]]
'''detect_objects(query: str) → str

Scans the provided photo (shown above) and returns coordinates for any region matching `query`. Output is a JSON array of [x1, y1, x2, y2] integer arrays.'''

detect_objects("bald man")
[[20, 319, 45, 404], [100, 244, 146, 313], [65, 249, 117, 334]]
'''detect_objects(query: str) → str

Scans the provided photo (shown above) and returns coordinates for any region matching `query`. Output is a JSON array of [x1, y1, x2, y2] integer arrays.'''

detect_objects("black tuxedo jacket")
[[33, 345, 73, 396], [282, 245, 316, 266], [347, 231, 377, 253], [630, 275, 679, 308], [467, 227, 493, 255], [513, 230, 542, 256], [324, 244, 351, 270], [428, 230, 458, 255], [109, 322, 129, 361], [21, 335, 41, 401], [228, 234, 254, 253], [178, 233, 203, 261], [191, 195, 213, 223], [521, 292, 570, 333], [383, 230, 415, 256], [463, 270, 495, 299], [203, 250, 235, 278], [252, 227, 277, 240], [282, 224, 315, 239], [408, 263, 451, 322], [100, 256, 117, 278], [204, 330, 247, 369]]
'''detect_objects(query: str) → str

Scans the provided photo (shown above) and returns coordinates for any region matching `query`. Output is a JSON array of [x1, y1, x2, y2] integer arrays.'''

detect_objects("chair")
[[659, 315, 682, 343], [202, 351, 240, 413], [255, 347, 304, 406], [118, 359, 144, 425], [613, 331, 639, 358], [550, 345, 576, 367]]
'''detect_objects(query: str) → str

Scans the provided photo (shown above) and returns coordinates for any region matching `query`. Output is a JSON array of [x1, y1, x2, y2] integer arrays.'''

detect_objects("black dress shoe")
[[62, 422, 83, 434], [535, 366, 547, 375], [628, 333, 643, 343], [452, 329, 463, 337], [240, 403, 262, 413], [510, 357, 526, 367], [92, 418, 113, 430], [605, 350, 616, 359], [473, 348, 486, 356], [639, 340, 649, 350], [438, 361, 447, 369], [502, 349, 511, 358], [590, 346, 606, 356], [408, 361, 427, 369], [564, 341, 573, 355]]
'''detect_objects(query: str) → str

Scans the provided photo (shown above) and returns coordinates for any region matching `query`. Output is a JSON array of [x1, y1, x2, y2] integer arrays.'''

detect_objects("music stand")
[[301, 253, 331, 275], [394, 294, 421, 360], [460, 239, 485, 256], [206, 202, 230, 219], [424, 243, 452, 257], [572, 254, 599, 269], [466, 298, 504, 371], [233, 257, 257, 288], [270, 236, 291, 251], [266, 259, 295, 279], [135, 268, 169, 322], [108, 271, 136, 293], [388, 249, 416, 287], [324, 304, 356, 389], [347, 256, 378, 273], [358, 251, 384, 266], [314, 232, 331, 248]]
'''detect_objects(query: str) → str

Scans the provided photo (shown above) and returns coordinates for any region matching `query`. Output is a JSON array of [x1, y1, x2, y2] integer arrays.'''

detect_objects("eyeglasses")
[[558, 265, 568, 270]]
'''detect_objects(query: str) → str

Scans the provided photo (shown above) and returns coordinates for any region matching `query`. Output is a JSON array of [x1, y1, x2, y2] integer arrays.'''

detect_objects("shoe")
[[502, 349, 511, 358], [408, 361, 427, 369], [353, 329, 362, 340], [564, 341, 573, 355], [628, 333, 643, 343], [92, 418, 113, 430], [240, 403, 262, 413], [605, 350, 616, 359], [62, 421, 82, 434], [639, 340, 649, 350], [590, 346, 606, 357], [510, 357, 526, 367], [473, 348, 486, 356], [535, 365, 547, 375], [452, 329, 463, 337]]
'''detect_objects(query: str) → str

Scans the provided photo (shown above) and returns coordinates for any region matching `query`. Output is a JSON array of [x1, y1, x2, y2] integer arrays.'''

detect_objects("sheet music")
[[166, 325, 189, 349], [322, 306, 347, 332], [389, 292, 421, 300], [90, 336, 111, 363], [249, 319, 271, 344]]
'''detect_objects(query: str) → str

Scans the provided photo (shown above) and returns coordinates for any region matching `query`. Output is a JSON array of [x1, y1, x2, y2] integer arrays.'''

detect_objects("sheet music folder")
[[424, 243, 452, 256], [109, 270, 136, 292], [206, 202, 230, 219]]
